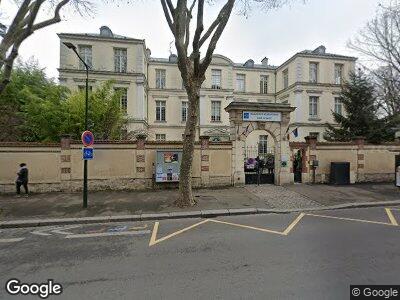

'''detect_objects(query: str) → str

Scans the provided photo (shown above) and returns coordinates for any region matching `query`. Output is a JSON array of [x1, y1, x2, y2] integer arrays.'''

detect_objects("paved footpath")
[[1, 206, 399, 299], [1, 183, 398, 222]]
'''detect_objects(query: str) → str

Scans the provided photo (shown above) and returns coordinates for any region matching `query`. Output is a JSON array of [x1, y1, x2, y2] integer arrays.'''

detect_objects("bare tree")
[[349, 0, 400, 117], [160, 0, 295, 207], [373, 65, 400, 116], [0, 0, 92, 94]]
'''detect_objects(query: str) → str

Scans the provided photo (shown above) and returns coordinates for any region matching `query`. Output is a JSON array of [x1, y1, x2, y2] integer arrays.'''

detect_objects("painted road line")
[[209, 219, 286, 235], [0, 238, 25, 243], [31, 226, 63, 236], [305, 213, 396, 226], [31, 225, 81, 236], [149, 219, 210, 246], [385, 208, 399, 226], [129, 224, 148, 230], [66, 230, 151, 239], [282, 213, 306, 235], [52, 225, 82, 235]]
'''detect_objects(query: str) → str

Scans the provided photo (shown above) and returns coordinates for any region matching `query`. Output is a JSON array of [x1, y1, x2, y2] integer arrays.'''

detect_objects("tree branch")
[[160, 0, 175, 34], [199, 0, 235, 75]]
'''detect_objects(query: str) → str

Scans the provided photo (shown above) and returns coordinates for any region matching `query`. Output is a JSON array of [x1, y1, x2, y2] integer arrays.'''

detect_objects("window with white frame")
[[115, 88, 128, 113], [309, 132, 320, 141], [78, 45, 92, 70], [334, 64, 343, 84], [181, 101, 188, 122], [156, 134, 166, 141], [114, 48, 127, 73], [211, 69, 222, 89], [258, 135, 268, 155], [283, 69, 289, 89], [260, 75, 268, 94], [156, 69, 166, 89], [236, 74, 246, 92], [211, 101, 221, 122], [309, 62, 318, 83], [156, 100, 166, 121], [334, 97, 342, 115], [309, 96, 319, 118]]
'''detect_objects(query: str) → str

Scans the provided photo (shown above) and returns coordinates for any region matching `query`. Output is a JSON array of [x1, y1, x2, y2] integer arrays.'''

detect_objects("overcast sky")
[[3, 0, 389, 79]]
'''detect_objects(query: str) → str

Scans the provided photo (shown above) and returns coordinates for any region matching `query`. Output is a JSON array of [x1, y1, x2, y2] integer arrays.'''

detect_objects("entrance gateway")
[[225, 102, 296, 186]]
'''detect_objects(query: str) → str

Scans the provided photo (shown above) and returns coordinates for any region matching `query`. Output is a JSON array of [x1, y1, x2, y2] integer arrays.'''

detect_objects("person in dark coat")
[[16, 163, 29, 196]]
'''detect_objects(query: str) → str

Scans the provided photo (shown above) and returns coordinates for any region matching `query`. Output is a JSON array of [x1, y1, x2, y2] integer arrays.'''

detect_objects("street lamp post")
[[63, 42, 89, 208]]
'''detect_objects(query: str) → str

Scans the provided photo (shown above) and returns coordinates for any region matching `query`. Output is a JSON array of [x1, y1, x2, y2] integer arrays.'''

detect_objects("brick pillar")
[[305, 136, 318, 183], [60, 135, 72, 191], [354, 136, 365, 183], [200, 136, 210, 187], [136, 136, 146, 181]]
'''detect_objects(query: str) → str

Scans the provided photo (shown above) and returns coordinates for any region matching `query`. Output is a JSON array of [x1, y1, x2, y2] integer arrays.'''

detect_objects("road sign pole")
[[83, 159, 88, 208], [83, 67, 89, 209]]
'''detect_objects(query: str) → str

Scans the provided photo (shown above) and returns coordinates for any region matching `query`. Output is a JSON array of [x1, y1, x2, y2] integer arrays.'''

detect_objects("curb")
[[1, 200, 399, 229]]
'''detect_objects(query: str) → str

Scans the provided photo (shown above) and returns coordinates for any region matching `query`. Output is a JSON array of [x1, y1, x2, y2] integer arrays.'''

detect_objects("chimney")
[[169, 53, 178, 63], [146, 48, 151, 58], [261, 57, 269, 66], [312, 45, 326, 54]]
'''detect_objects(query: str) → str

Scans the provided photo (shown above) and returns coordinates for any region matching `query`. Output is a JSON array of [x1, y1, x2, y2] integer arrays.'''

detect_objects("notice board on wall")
[[155, 150, 182, 182]]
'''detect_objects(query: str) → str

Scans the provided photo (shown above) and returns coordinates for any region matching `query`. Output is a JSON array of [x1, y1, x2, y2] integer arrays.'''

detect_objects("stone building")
[[58, 26, 356, 149]]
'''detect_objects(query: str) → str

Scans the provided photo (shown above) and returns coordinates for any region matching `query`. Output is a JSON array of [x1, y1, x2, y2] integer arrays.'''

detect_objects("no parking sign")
[[82, 131, 94, 160], [81, 130, 94, 147]]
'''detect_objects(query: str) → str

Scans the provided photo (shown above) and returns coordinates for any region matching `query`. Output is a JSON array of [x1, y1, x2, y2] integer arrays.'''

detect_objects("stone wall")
[[290, 137, 400, 184], [0, 137, 233, 193]]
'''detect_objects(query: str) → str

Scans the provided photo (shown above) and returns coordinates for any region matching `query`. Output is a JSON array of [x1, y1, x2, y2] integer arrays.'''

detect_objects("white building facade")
[[58, 26, 357, 146]]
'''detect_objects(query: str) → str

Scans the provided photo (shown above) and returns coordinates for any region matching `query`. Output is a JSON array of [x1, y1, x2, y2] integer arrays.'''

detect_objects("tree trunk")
[[176, 86, 200, 207]]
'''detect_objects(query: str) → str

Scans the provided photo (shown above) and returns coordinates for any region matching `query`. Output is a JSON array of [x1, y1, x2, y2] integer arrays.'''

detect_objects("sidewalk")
[[0, 183, 398, 227]]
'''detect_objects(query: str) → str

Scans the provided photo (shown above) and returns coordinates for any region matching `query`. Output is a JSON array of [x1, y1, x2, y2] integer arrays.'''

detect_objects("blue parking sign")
[[83, 147, 94, 160]]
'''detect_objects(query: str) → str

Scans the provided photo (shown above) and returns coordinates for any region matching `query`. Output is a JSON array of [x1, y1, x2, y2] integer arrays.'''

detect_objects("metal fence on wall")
[[244, 145, 275, 160]]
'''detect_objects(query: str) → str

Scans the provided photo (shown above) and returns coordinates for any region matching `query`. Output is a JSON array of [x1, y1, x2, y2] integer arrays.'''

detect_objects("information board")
[[242, 111, 282, 122], [155, 150, 182, 183]]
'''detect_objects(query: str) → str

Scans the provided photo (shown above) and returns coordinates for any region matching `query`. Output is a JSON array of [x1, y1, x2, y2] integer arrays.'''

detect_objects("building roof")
[[297, 49, 357, 60], [58, 26, 145, 43]]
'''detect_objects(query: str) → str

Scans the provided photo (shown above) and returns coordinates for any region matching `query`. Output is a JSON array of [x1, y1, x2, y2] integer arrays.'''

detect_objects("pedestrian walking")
[[16, 163, 29, 197]]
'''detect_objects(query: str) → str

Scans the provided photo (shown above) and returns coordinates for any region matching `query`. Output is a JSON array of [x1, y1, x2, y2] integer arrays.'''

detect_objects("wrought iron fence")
[[243, 145, 274, 160]]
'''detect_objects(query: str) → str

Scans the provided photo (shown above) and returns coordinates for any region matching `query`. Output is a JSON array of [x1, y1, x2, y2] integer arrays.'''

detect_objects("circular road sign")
[[81, 130, 94, 147]]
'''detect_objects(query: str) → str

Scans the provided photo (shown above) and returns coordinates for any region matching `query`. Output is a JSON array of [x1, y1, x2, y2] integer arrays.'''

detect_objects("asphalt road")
[[1, 206, 399, 300]]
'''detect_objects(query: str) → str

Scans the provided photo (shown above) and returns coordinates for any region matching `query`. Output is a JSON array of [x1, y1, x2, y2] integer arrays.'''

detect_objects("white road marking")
[[0, 238, 25, 243], [51, 225, 81, 235], [65, 230, 151, 239], [31, 225, 81, 236]]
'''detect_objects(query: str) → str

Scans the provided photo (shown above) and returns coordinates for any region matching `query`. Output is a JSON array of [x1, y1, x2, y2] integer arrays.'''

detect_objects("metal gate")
[[244, 144, 275, 184]]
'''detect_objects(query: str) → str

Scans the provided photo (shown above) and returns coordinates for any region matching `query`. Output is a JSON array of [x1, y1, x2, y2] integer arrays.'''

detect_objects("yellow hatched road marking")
[[208, 219, 285, 235], [305, 212, 396, 226], [385, 208, 399, 226], [149, 219, 210, 246], [149, 213, 305, 246], [148, 208, 400, 247], [282, 213, 306, 235]]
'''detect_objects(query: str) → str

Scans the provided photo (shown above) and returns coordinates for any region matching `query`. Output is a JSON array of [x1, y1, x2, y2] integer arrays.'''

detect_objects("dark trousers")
[[16, 181, 28, 194]]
